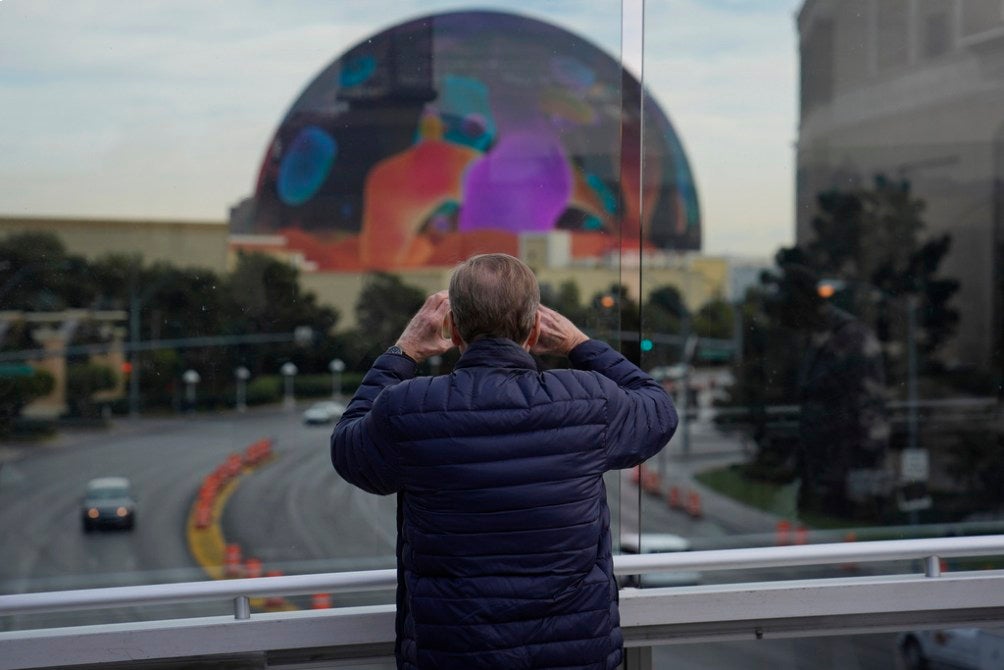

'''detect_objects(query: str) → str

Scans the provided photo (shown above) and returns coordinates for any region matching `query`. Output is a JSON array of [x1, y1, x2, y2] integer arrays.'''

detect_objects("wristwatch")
[[385, 345, 416, 363]]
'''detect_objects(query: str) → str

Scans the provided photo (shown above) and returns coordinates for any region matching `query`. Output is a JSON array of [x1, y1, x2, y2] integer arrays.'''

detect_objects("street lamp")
[[182, 369, 201, 413], [329, 359, 345, 399], [235, 366, 250, 413], [280, 362, 298, 410]]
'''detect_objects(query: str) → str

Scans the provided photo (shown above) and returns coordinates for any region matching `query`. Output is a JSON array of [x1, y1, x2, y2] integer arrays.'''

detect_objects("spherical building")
[[245, 10, 700, 271]]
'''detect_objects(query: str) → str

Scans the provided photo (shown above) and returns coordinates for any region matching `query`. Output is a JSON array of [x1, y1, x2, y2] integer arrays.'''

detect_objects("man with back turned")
[[332, 253, 677, 669]]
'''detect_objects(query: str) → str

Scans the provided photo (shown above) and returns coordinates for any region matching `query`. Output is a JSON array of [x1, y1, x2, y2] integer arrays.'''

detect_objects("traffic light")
[[640, 338, 654, 352]]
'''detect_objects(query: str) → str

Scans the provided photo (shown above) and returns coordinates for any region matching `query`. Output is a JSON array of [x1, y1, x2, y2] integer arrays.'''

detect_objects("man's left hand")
[[395, 290, 454, 363]]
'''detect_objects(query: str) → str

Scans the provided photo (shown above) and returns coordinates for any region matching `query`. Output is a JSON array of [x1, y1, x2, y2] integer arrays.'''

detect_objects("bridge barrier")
[[2, 536, 1004, 669]]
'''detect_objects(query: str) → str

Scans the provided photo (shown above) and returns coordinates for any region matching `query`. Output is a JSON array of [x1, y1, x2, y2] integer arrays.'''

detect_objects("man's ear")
[[524, 310, 541, 350], [447, 312, 464, 347]]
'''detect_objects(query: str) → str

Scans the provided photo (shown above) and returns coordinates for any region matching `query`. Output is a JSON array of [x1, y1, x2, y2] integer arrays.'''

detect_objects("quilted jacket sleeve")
[[568, 339, 678, 470], [330, 352, 415, 495]]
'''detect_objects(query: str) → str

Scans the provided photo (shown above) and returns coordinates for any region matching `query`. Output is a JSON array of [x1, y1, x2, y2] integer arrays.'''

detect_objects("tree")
[[539, 280, 588, 325], [586, 284, 640, 363], [800, 176, 959, 371], [348, 273, 427, 367], [65, 362, 117, 417], [721, 177, 961, 517], [0, 369, 55, 436], [693, 297, 734, 340], [645, 285, 687, 339], [946, 428, 1004, 508], [225, 252, 340, 380], [0, 232, 92, 311]]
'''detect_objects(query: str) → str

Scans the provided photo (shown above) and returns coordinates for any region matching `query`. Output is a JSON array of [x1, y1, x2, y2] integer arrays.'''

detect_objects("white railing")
[[2, 536, 1004, 669]]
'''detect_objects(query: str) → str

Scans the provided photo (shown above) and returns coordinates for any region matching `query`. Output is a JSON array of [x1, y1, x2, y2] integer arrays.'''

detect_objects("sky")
[[0, 0, 802, 258]]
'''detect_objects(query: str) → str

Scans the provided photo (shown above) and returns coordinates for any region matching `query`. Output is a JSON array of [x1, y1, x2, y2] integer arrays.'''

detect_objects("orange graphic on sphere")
[[360, 140, 480, 269]]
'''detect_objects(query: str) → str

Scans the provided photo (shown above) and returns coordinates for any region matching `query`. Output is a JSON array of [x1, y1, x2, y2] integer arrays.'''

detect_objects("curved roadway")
[[0, 407, 898, 666]]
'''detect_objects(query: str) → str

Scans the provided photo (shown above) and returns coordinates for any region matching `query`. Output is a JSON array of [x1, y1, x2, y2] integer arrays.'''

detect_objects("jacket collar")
[[453, 338, 538, 371]]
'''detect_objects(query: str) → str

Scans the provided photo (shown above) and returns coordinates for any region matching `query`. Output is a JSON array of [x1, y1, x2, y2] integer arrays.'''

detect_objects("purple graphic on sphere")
[[459, 132, 572, 233]]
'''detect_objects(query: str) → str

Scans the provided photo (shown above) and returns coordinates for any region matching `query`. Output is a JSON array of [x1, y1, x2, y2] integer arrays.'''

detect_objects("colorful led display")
[[246, 10, 701, 270]]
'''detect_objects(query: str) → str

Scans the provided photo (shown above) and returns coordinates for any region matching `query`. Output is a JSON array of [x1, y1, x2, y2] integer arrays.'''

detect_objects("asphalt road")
[[0, 408, 318, 628], [0, 406, 901, 666]]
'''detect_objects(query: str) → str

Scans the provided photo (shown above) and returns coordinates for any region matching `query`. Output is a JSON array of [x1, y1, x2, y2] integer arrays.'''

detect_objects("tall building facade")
[[796, 0, 1004, 373]]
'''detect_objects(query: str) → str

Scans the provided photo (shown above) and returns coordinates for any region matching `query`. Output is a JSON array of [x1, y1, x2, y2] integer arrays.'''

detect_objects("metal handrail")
[[0, 568, 396, 616], [616, 535, 1004, 574], [2, 535, 1002, 618]]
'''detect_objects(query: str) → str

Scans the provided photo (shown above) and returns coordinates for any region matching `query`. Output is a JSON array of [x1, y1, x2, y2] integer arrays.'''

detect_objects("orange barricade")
[[264, 570, 284, 609], [198, 477, 219, 503], [245, 557, 263, 580], [243, 440, 260, 466], [775, 520, 792, 545], [667, 486, 681, 510], [243, 439, 273, 467], [194, 501, 213, 529], [224, 544, 244, 579], [311, 593, 332, 609], [685, 490, 702, 518], [641, 469, 662, 496], [223, 453, 243, 478]]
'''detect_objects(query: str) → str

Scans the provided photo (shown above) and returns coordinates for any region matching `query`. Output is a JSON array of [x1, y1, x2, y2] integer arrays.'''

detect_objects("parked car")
[[303, 400, 346, 425], [81, 477, 136, 532], [619, 532, 701, 587], [898, 628, 1004, 670]]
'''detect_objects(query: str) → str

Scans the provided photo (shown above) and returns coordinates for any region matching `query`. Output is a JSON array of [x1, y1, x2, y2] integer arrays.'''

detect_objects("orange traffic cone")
[[667, 486, 681, 510], [244, 557, 263, 580], [264, 570, 284, 609], [775, 520, 792, 546], [685, 491, 702, 518], [223, 544, 244, 579]]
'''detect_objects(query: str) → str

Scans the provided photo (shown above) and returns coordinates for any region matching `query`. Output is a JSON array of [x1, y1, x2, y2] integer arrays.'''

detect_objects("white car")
[[619, 532, 701, 587], [899, 628, 1004, 670], [302, 401, 346, 425]]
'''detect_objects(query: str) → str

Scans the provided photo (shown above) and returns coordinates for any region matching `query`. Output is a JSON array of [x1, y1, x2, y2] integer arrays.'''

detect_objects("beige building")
[[0, 216, 229, 270], [1, 216, 728, 332], [0, 310, 128, 419]]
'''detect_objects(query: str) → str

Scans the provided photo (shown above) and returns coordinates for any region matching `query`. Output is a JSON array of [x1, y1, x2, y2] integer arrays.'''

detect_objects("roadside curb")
[[186, 476, 240, 580], [184, 446, 299, 613]]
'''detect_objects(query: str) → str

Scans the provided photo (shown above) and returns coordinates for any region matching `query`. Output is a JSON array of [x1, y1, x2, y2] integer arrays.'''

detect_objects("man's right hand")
[[532, 305, 589, 357], [395, 291, 455, 363]]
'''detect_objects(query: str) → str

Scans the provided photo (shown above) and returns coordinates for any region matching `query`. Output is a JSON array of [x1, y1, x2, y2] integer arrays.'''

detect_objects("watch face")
[[387, 346, 404, 356]]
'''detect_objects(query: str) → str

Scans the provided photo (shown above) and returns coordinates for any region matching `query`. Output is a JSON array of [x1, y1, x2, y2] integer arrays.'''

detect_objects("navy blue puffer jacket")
[[332, 338, 677, 669]]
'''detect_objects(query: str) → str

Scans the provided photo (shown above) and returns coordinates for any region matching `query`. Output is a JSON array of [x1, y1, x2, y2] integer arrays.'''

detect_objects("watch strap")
[[385, 345, 416, 363]]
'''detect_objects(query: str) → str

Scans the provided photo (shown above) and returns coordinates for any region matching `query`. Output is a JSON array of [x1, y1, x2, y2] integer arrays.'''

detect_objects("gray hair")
[[449, 253, 540, 344]]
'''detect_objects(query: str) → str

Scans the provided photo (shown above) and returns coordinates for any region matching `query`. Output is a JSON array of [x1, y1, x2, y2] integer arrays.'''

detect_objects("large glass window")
[[1, 3, 1002, 665]]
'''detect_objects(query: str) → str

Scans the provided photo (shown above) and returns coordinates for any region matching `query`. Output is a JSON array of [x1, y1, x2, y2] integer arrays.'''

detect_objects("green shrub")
[[246, 376, 281, 406]]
